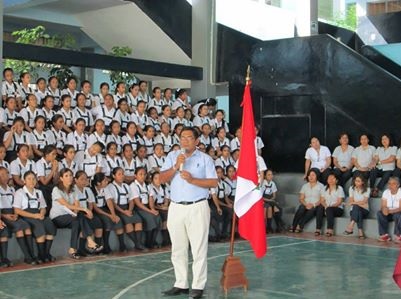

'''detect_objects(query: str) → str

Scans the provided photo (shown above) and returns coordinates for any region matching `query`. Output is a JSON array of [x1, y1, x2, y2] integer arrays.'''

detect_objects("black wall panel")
[[368, 11, 401, 43]]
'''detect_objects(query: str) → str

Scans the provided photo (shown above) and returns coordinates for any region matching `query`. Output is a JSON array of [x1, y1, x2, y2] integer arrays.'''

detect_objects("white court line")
[[112, 240, 316, 299]]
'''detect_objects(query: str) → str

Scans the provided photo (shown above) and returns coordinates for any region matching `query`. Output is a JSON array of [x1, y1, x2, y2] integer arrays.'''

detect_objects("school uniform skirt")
[[116, 204, 142, 225], [1, 209, 30, 233], [88, 215, 103, 230], [22, 216, 57, 238], [136, 207, 161, 231], [0, 227, 8, 238], [95, 207, 124, 231], [158, 209, 168, 222]]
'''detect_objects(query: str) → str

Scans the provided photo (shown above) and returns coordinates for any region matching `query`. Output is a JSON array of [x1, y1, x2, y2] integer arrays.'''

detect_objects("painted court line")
[[112, 239, 317, 299]]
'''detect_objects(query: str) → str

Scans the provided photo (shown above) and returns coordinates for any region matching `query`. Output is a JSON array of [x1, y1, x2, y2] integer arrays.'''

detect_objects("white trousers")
[[167, 200, 210, 290]]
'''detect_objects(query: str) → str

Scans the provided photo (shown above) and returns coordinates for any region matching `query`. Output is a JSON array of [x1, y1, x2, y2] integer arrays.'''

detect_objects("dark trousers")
[[370, 169, 393, 191], [324, 207, 344, 229], [353, 170, 375, 189], [350, 206, 369, 229], [53, 213, 93, 249], [377, 211, 401, 236], [332, 168, 352, 188], [311, 168, 332, 185], [292, 205, 324, 229], [210, 205, 233, 238]]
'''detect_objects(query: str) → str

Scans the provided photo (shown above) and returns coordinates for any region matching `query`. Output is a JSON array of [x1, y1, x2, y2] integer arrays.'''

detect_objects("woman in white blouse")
[[304, 137, 331, 184], [332, 133, 354, 188]]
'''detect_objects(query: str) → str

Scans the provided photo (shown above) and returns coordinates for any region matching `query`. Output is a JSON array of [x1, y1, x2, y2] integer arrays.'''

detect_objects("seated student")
[[91, 93, 117, 129], [131, 167, 161, 249], [0, 145, 11, 180], [87, 119, 107, 150], [142, 125, 156, 156], [2, 96, 20, 131], [73, 93, 94, 132], [290, 169, 325, 234], [261, 169, 285, 233], [224, 165, 237, 202], [255, 126, 264, 156], [159, 104, 173, 129], [343, 174, 370, 239], [80, 80, 96, 109], [148, 87, 165, 115], [148, 143, 166, 172], [36, 145, 59, 213], [10, 144, 37, 189], [230, 128, 242, 152], [135, 145, 150, 172], [13, 171, 57, 263], [207, 145, 217, 161], [107, 167, 146, 251], [210, 109, 230, 136], [122, 144, 136, 184], [370, 134, 397, 197], [35, 77, 47, 103], [304, 137, 332, 184], [92, 82, 109, 108], [352, 134, 376, 190], [131, 100, 150, 137], [113, 82, 127, 107], [59, 145, 78, 176], [193, 104, 211, 129], [171, 124, 183, 146], [115, 98, 132, 133], [0, 214, 11, 267], [318, 173, 344, 237], [126, 83, 139, 112], [199, 123, 213, 149], [148, 107, 161, 132], [212, 127, 230, 157], [209, 166, 233, 242], [78, 142, 106, 179], [138, 80, 151, 104], [20, 93, 43, 133], [215, 145, 235, 171], [66, 118, 88, 164], [47, 114, 67, 158], [91, 173, 124, 254], [31, 115, 50, 160], [41, 96, 56, 129], [155, 122, 173, 154], [0, 167, 37, 265], [106, 120, 123, 155], [150, 171, 170, 246], [172, 88, 189, 111], [3, 116, 33, 162], [332, 132, 354, 188], [377, 176, 401, 242], [46, 76, 61, 110], [104, 142, 123, 177], [61, 77, 79, 108], [172, 106, 189, 129], [2, 68, 21, 109], [122, 122, 143, 152], [163, 88, 174, 107], [50, 169, 103, 259]]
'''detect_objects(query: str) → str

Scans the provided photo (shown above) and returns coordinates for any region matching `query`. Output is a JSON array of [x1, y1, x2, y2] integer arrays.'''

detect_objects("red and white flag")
[[234, 78, 267, 259], [394, 249, 401, 289]]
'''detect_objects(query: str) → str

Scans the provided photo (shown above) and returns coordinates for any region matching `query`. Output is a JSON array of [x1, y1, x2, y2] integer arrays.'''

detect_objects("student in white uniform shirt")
[[317, 173, 344, 236], [1, 68, 21, 108], [351, 134, 376, 190], [126, 83, 140, 112], [304, 137, 332, 184], [160, 105, 174, 129], [148, 87, 166, 114], [377, 177, 401, 243], [230, 128, 242, 152], [290, 169, 325, 235], [148, 107, 161, 132], [9, 144, 35, 189], [18, 72, 34, 105], [116, 98, 132, 132], [59, 145, 78, 176], [210, 109, 230, 135], [122, 122, 143, 152], [332, 133, 354, 188], [47, 114, 67, 158], [13, 171, 57, 263], [343, 174, 370, 239], [73, 93, 94, 131], [104, 142, 124, 177], [2, 96, 20, 130], [66, 118, 88, 163], [131, 100, 150, 136], [80, 80, 96, 109], [87, 119, 107, 150], [50, 168, 103, 259], [148, 143, 166, 172], [122, 144, 136, 184], [199, 123, 213, 148], [31, 115, 49, 160], [212, 127, 230, 156], [0, 145, 11, 179], [142, 125, 156, 156], [135, 145, 150, 172], [370, 133, 397, 197], [155, 122, 173, 154], [46, 76, 61, 109], [113, 82, 127, 107], [214, 145, 235, 171], [34, 77, 47, 103], [57, 94, 74, 134], [138, 80, 151, 104], [61, 77, 79, 108], [106, 121, 123, 154], [172, 88, 189, 111], [3, 117, 33, 162], [193, 104, 211, 129], [255, 126, 264, 156], [20, 93, 44, 133], [78, 142, 106, 179], [92, 82, 109, 107], [172, 106, 189, 129], [224, 165, 237, 202], [172, 124, 184, 146], [163, 88, 174, 107], [41, 95, 56, 128], [91, 94, 117, 129]]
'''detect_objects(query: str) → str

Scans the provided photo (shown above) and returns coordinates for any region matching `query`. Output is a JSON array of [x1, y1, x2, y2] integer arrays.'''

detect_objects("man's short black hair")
[[180, 126, 199, 139]]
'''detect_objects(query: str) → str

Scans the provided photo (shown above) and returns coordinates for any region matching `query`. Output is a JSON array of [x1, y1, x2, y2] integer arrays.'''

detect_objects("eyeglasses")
[[180, 135, 195, 141]]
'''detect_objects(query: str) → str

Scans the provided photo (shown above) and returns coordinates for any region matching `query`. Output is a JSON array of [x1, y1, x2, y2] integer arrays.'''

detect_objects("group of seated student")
[[289, 133, 401, 241], [0, 67, 270, 267]]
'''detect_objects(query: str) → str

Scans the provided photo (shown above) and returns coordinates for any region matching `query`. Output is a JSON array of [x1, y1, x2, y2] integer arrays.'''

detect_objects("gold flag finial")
[[245, 65, 251, 84]]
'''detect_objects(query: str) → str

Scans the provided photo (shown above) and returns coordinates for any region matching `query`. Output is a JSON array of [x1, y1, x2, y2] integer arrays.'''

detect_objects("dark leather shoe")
[[190, 289, 203, 298], [163, 287, 189, 296]]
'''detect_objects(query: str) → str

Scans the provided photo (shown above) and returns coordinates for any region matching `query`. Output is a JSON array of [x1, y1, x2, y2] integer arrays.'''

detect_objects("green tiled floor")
[[0, 237, 400, 299]]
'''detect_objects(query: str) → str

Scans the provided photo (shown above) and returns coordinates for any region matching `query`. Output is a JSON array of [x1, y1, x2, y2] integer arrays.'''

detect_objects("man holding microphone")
[[160, 127, 218, 299]]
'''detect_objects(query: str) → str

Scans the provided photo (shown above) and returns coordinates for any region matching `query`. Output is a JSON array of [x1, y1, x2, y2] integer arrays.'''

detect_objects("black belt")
[[173, 198, 206, 205]]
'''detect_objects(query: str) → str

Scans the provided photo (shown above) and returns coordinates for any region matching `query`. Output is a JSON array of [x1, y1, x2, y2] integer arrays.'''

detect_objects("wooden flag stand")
[[220, 66, 251, 296]]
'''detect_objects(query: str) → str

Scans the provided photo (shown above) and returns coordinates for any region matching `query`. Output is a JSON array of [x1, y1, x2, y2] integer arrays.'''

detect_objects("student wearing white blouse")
[[304, 137, 332, 184]]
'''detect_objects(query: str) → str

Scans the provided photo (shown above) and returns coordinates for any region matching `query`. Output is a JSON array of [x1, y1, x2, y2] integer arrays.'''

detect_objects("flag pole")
[[220, 66, 250, 295]]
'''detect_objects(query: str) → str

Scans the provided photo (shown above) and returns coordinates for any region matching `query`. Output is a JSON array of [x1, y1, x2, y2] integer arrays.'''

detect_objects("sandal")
[[358, 234, 366, 240], [69, 252, 81, 260], [314, 231, 321, 236], [325, 232, 333, 237], [295, 228, 303, 233], [343, 230, 353, 235], [87, 244, 104, 254], [288, 227, 295, 233]]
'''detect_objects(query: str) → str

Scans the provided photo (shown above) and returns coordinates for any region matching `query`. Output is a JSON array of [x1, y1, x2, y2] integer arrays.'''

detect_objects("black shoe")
[[24, 257, 37, 265], [135, 244, 149, 252], [163, 287, 189, 296], [190, 289, 203, 299], [47, 254, 56, 262], [2, 258, 13, 267]]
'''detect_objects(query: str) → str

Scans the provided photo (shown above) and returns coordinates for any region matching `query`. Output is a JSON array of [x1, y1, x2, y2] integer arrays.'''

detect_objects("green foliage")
[[329, 4, 357, 31], [108, 46, 137, 89], [4, 25, 77, 84]]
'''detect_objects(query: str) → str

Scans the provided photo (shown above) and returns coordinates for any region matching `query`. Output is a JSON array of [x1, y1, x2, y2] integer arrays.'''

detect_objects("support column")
[[310, 0, 318, 35], [191, 0, 216, 102]]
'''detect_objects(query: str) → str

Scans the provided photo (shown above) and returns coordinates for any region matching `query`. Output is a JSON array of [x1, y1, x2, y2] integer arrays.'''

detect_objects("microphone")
[[179, 148, 186, 172]]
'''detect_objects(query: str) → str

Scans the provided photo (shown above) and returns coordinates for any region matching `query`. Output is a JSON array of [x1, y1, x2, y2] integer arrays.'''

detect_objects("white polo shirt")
[[375, 146, 397, 171], [382, 188, 401, 209], [332, 145, 354, 168], [305, 146, 331, 169]]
